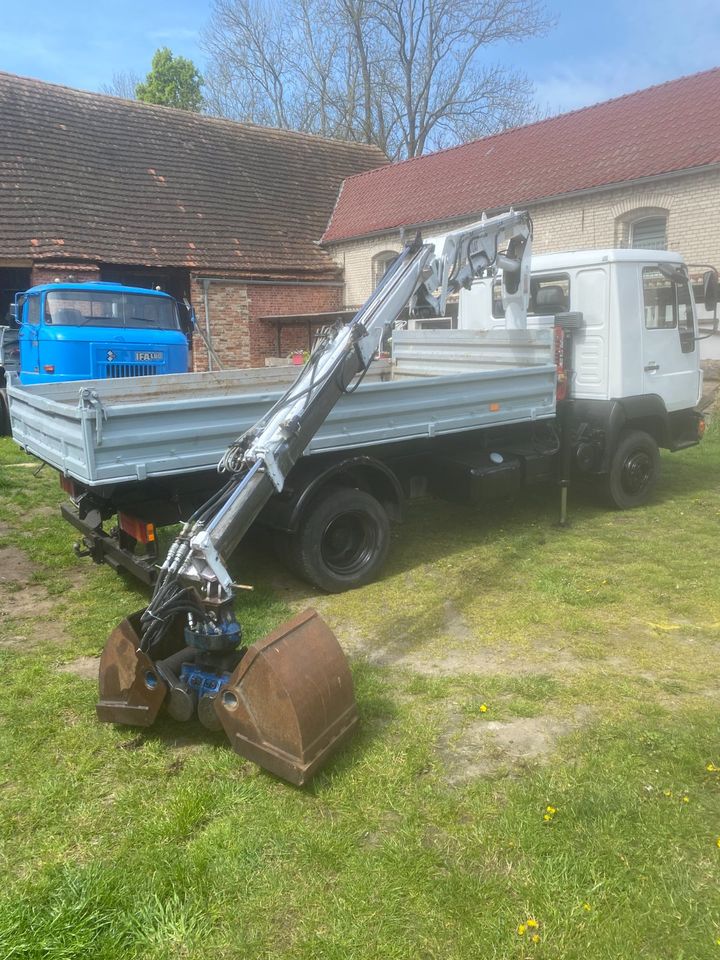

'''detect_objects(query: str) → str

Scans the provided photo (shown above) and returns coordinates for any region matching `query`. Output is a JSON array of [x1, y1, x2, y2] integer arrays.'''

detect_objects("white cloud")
[[147, 28, 199, 41], [534, 61, 669, 115]]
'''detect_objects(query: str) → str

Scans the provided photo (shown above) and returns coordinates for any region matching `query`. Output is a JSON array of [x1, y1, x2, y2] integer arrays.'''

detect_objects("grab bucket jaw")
[[215, 609, 359, 786], [96, 611, 167, 726]]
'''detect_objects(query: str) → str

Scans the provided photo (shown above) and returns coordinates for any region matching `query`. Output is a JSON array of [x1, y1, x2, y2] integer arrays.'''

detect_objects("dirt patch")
[[26, 505, 58, 519], [333, 601, 584, 677], [0, 609, 70, 648], [387, 645, 582, 677], [0, 547, 35, 586], [341, 623, 582, 677], [0, 583, 56, 620], [438, 706, 593, 784], [0, 547, 58, 647], [57, 655, 101, 680]]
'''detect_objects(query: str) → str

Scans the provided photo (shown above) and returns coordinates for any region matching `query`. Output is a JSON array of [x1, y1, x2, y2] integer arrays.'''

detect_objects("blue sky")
[[1, 0, 719, 115]]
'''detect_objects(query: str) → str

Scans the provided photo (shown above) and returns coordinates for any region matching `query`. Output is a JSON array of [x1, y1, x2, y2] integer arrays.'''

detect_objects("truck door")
[[640, 266, 699, 412], [20, 293, 41, 381]]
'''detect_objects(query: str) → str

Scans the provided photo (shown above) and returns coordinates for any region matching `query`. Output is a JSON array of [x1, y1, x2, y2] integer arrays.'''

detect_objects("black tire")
[[0, 391, 9, 437], [289, 486, 390, 593], [604, 429, 660, 509]]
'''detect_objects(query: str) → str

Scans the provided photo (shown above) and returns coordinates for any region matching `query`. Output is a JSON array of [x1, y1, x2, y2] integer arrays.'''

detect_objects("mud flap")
[[215, 608, 359, 786], [96, 611, 168, 726]]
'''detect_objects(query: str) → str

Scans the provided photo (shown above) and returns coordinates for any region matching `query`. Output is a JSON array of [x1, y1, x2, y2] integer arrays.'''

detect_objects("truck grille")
[[101, 362, 159, 379]]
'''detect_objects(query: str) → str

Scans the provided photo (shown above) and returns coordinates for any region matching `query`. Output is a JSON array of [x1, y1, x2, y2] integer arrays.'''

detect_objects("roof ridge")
[[0, 70, 387, 155], [337, 65, 720, 186]]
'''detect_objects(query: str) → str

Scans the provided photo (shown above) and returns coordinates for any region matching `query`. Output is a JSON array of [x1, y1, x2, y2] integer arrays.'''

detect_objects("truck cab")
[[457, 249, 710, 441], [11, 281, 189, 386]]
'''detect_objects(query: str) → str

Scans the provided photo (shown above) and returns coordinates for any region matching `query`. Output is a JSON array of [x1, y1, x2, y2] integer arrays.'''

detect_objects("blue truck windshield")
[[45, 290, 180, 330]]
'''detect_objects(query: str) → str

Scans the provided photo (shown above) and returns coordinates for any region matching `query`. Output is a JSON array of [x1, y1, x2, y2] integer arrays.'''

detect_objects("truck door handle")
[[644, 362, 660, 372]]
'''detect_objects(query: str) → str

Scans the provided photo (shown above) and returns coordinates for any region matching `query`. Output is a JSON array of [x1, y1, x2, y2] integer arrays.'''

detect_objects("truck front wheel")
[[286, 486, 390, 593], [605, 429, 660, 509]]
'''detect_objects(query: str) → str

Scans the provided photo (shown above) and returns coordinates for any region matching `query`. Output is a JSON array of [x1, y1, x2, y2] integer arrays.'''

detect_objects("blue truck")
[[0, 281, 190, 432]]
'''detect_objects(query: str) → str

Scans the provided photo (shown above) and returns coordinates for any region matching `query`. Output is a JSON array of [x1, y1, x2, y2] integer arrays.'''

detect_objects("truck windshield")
[[45, 290, 180, 330]]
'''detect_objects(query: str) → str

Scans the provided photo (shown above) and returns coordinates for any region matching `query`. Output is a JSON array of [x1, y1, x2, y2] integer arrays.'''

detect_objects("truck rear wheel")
[[287, 486, 390, 593], [605, 429, 660, 509], [0, 391, 9, 437]]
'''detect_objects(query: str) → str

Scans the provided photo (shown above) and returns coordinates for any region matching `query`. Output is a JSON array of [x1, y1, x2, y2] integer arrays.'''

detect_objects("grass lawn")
[[0, 417, 719, 960]]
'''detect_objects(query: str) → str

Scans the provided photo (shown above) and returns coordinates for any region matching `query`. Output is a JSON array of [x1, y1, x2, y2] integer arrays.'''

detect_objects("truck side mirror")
[[12, 294, 27, 329], [178, 298, 195, 337], [703, 269, 718, 312]]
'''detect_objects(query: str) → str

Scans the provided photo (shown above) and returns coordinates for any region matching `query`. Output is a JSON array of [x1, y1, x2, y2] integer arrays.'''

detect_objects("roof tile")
[[322, 68, 720, 243], [0, 72, 386, 276]]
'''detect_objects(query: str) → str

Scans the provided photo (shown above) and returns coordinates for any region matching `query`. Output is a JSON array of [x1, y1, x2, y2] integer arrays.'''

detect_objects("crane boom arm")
[[140, 210, 532, 655]]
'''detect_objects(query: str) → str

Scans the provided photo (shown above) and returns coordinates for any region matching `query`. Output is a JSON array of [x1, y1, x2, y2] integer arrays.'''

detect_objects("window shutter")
[[631, 216, 667, 250]]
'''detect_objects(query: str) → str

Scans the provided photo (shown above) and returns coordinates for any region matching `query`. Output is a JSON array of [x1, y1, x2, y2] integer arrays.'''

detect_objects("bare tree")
[[202, 0, 551, 158], [101, 70, 142, 100]]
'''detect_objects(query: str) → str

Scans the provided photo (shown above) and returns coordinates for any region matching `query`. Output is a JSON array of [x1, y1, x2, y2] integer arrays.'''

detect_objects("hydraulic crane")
[[97, 210, 533, 785]]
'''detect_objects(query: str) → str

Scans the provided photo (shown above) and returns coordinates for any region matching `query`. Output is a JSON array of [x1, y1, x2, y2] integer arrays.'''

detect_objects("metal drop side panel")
[[8, 330, 556, 487]]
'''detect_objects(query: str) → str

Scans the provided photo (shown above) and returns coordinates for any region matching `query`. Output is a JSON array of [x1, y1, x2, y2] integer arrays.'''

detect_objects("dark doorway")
[[100, 265, 190, 302], [0, 267, 31, 323]]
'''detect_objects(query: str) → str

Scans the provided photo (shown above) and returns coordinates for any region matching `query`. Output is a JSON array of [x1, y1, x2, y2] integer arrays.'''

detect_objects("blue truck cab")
[[11, 281, 189, 386]]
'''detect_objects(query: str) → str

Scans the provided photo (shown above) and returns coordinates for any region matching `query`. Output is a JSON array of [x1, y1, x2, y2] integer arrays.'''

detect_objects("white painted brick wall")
[[327, 169, 720, 306]]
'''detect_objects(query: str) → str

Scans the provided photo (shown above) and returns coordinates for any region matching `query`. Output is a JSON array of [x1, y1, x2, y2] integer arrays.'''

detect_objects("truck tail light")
[[554, 325, 567, 402], [43, 365, 55, 374], [60, 474, 78, 498], [118, 512, 156, 543]]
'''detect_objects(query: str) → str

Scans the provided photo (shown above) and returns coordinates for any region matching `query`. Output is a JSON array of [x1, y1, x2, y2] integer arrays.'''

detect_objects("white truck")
[[6, 214, 718, 785], [6, 242, 714, 594]]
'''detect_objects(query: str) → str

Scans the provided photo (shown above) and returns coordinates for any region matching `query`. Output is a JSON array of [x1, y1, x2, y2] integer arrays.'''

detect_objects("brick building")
[[0, 72, 385, 369], [321, 68, 720, 321]]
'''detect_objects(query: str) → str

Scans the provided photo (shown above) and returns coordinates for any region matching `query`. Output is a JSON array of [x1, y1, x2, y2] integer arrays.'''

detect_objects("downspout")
[[202, 278, 214, 372]]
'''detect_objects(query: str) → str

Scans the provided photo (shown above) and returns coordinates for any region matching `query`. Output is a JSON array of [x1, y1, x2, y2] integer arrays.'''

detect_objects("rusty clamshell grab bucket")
[[97, 607, 359, 786]]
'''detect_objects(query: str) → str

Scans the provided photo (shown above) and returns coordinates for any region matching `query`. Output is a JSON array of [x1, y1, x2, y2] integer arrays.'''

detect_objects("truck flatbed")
[[7, 329, 556, 487]]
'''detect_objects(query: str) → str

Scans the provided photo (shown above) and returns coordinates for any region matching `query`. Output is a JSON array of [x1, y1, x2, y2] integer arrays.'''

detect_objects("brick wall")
[[245, 283, 343, 366], [327, 168, 720, 306], [190, 276, 343, 371], [31, 262, 101, 286]]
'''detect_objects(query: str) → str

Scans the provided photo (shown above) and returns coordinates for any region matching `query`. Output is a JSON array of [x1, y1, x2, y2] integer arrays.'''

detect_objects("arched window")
[[615, 208, 669, 250], [630, 215, 667, 250], [372, 250, 400, 289]]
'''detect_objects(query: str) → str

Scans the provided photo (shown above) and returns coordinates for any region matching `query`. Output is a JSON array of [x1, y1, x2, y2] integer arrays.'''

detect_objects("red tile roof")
[[322, 68, 720, 244], [0, 72, 386, 277]]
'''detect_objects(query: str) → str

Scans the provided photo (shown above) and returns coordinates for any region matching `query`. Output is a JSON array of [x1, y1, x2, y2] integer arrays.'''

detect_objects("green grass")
[[1, 421, 720, 959]]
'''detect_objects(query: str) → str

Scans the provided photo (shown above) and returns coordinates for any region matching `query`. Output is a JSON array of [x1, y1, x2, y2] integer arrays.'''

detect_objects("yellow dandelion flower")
[[531, 934, 541, 944], [663, 790, 672, 797], [707, 763, 717, 772], [546, 805, 557, 814], [479, 704, 488, 713], [682, 795, 690, 803], [526, 918, 539, 928], [517, 924, 526, 936], [716, 838, 720, 848], [543, 814, 552, 822], [582, 902, 591, 911]]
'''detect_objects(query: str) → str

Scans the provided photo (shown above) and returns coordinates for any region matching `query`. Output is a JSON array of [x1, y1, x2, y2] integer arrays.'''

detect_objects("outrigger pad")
[[215, 608, 359, 786], [96, 611, 167, 726]]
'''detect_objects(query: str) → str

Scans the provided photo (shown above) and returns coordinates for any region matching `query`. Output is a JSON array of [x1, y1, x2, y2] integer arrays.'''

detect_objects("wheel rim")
[[320, 511, 377, 577], [620, 450, 652, 496]]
